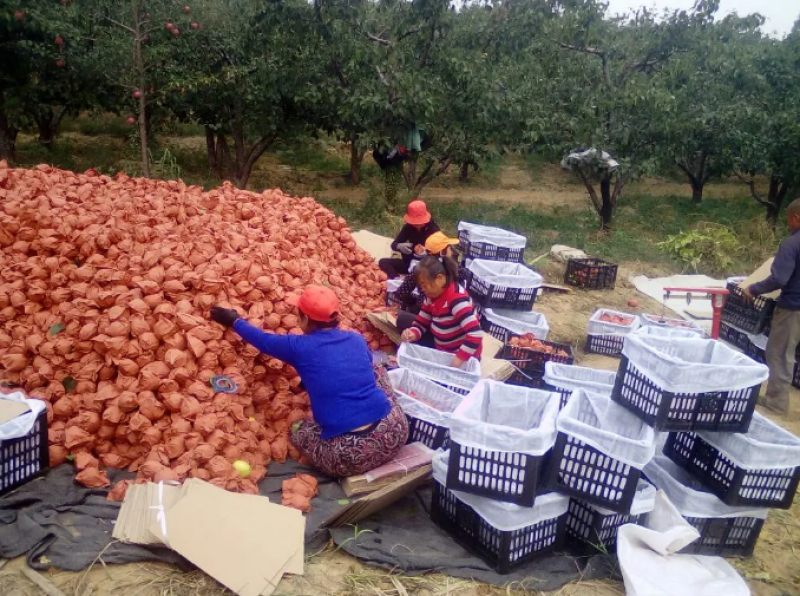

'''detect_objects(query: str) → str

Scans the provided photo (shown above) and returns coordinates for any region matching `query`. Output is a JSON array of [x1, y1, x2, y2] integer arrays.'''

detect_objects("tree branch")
[[558, 42, 613, 90], [735, 171, 770, 206], [576, 167, 603, 215], [105, 17, 136, 36], [375, 67, 398, 103]]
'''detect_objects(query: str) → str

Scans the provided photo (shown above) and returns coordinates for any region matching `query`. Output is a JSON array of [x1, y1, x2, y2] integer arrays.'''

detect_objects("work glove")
[[396, 242, 413, 255], [210, 306, 239, 328]]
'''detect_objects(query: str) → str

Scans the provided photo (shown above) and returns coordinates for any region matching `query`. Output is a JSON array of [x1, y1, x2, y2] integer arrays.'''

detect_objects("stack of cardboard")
[[114, 479, 305, 596]]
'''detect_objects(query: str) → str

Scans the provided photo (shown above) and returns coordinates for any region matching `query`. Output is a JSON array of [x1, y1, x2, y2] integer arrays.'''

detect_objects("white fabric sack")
[[432, 451, 568, 531], [483, 308, 549, 339], [0, 392, 46, 441], [587, 309, 640, 336], [587, 479, 658, 517], [632, 326, 705, 340], [550, 245, 587, 263], [557, 390, 657, 468], [466, 259, 543, 290], [617, 490, 750, 596], [639, 313, 705, 335], [388, 368, 463, 427], [449, 380, 560, 456], [644, 456, 768, 520], [397, 343, 481, 393], [457, 222, 527, 250], [543, 362, 616, 396], [622, 334, 769, 394], [698, 412, 800, 470]]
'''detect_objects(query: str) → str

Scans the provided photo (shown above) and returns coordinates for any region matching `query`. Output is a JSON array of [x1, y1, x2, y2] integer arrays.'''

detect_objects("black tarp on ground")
[[0, 464, 614, 590]]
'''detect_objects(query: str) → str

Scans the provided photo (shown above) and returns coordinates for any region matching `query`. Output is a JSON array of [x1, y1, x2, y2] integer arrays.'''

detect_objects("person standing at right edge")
[[378, 200, 440, 279], [745, 199, 800, 415]]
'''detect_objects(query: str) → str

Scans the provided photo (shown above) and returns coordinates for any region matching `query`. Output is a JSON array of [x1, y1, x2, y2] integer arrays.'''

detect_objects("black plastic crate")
[[721, 283, 776, 335], [431, 481, 566, 574], [480, 315, 511, 343], [746, 340, 766, 364], [498, 341, 574, 374], [461, 267, 541, 311], [718, 321, 751, 352], [446, 441, 551, 507], [505, 367, 548, 389], [544, 432, 642, 513], [541, 382, 571, 409], [794, 362, 800, 390], [664, 432, 800, 509], [0, 409, 49, 497], [458, 230, 525, 263], [680, 516, 764, 557], [406, 415, 450, 451], [564, 258, 618, 290], [585, 334, 624, 357], [611, 356, 760, 432], [565, 498, 644, 555]]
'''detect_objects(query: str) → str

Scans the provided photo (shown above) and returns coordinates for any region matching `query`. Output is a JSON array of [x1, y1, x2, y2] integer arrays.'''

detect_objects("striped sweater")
[[409, 282, 483, 361]]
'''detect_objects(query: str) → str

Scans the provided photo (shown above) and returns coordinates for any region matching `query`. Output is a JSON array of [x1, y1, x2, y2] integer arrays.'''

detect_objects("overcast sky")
[[605, 0, 798, 37]]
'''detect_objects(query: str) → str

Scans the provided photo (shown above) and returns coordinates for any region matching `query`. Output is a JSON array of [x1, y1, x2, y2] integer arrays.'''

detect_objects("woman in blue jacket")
[[211, 285, 408, 478]]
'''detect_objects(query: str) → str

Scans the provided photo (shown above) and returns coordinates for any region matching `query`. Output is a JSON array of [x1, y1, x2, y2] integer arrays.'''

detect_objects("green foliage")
[[658, 224, 740, 274]]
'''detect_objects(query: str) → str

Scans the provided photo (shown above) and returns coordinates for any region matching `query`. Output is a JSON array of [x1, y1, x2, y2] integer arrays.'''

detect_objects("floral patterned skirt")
[[290, 365, 409, 478]]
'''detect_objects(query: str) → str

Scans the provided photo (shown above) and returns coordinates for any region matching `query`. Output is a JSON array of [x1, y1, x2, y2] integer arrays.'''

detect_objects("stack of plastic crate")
[[609, 332, 795, 557]]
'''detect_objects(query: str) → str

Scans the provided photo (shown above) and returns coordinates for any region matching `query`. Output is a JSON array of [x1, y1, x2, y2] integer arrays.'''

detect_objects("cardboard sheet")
[[0, 398, 31, 425], [352, 230, 394, 262], [150, 479, 305, 596], [113, 482, 183, 546], [739, 258, 779, 299], [366, 312, 401, 344]]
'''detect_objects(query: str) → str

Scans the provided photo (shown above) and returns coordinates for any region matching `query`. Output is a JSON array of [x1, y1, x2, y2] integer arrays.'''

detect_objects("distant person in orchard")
[[378, 200, 440, 279], [210, 286, 408, 478], [744, 198, 800, 414]]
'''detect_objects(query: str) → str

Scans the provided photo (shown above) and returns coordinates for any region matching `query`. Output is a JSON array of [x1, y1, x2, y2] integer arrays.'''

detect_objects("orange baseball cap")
[[286, 285, 340, 322], [403, 200, 432, 226], [425, 232, 459, 254]]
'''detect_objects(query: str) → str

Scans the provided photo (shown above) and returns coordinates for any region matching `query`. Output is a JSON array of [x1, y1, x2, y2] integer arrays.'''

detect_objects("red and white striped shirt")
[[409, 282, 483, 361]]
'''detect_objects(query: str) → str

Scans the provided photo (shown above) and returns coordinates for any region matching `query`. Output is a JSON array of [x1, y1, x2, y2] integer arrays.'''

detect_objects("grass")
[[320, 192, 780, 277]]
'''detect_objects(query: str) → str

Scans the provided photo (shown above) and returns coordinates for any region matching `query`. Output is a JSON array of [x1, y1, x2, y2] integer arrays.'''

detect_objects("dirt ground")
[[1, 261, 798, 596]]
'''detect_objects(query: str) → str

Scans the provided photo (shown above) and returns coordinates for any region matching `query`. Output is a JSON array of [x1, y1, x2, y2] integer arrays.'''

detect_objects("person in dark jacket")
[[378, 200, 440, 279], [745, 199, 800, 414], [210, 285, 408, 477]]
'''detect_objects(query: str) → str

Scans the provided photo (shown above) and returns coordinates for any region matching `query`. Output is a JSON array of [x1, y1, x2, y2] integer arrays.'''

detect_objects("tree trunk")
[[35, 107, 66, 150], [205, 126, 220, 176], [599, 175, 613, 231], [384, 165, 403, 213], [677, 152, 707, 203], [0, 92, 18, 163], [459, 161, 470, 183], [132, 5, 150, 178], [691, 181, 704, 203], [765, 176, 790, 230], [347, 131, 364, 185]]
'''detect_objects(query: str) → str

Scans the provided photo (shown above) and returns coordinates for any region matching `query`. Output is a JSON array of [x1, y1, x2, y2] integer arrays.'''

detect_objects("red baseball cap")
[[403, 200, 432, 226], [286, 285, 340, 322]]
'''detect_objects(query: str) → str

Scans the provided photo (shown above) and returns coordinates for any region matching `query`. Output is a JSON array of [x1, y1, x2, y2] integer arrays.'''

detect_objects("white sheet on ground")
[[617, 490, 750, 596], [630, 274, 727, 334], [352, 230, 394, 262]]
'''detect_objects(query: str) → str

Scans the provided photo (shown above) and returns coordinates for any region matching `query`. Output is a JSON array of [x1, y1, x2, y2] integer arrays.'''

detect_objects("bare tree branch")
[[558, 42, 613, 90], [375, 66, 398, 103], [105, 17, 136, 36]]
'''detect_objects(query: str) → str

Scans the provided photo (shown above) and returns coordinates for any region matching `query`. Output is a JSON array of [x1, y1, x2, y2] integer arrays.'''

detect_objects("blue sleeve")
[[233, 319, 298, 365], [750, 240, 798, 295]]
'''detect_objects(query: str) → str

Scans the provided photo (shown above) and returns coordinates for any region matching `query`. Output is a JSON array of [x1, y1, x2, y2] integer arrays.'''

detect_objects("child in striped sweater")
[[400, 255, 483, 367]]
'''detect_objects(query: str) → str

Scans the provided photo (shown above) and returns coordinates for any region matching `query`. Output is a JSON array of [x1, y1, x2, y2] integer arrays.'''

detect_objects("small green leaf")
[[62, 377, 76, 393], [66, 454, 74, 462], [336, 499, 350, 506], [49, 323, 66, 336]]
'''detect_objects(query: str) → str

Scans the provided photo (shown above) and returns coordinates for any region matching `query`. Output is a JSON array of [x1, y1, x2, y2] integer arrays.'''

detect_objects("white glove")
[[396, 242, 413, 255]]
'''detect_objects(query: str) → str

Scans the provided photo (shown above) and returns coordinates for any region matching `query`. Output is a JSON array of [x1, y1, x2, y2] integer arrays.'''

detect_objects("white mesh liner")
[[388, 368, 464, 427], [557, 390, 657, 468], [457, 222, 527, 249], [587, 309, 640, 336], [644, 456, 769, 519], [632, 326, 705, 340], [697, 412, 800, 471], [543, 362, 616, 396], [639, 313, 704, 335], [483, 308, 549, 339], [432, 451, 568, 531], [586, 479, 658, 517], [621, 334, 769, 393], [397, 343, 482, 393], [449, 380, 560, 456], [466, 259, 543, 290], [747, 332, 768, 352]]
